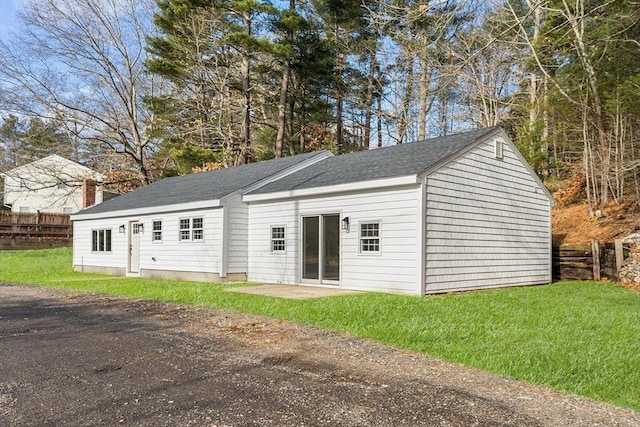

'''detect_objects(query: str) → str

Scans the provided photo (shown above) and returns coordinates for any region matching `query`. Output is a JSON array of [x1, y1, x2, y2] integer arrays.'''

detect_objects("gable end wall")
[[425, 136, 552, 293]]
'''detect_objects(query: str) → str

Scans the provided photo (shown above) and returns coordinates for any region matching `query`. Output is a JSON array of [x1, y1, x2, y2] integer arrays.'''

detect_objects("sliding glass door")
[[302, 214, 340, 284]]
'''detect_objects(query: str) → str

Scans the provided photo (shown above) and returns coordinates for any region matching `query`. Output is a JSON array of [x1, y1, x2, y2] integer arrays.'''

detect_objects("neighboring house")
[[1, 154, 104, 214], [71, 126, 553, 295]]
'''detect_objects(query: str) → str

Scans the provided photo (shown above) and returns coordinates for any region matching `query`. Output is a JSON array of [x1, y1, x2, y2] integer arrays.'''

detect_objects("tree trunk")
[[418, 52, 428, 141], [397, 55, 413, 145], [363, 52, 376, 150], [561, 0, 608, 206], [275, 0, 295, 159], [237, 12, 252, 165], [336, 93, 343, 152], [376, 87, 383, 148]]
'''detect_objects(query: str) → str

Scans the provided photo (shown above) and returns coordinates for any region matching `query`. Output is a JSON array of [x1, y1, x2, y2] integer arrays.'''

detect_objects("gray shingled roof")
[[77, 127, 499, 215], [78, 151, 326, 215], [249, 126, 499, 194]]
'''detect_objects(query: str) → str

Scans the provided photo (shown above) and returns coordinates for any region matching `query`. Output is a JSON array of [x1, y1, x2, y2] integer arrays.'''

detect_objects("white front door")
[[129, 221, 140, 273]]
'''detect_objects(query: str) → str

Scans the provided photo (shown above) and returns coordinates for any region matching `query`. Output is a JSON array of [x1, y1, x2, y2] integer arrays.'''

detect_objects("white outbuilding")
[[71, 126, 553, 294]]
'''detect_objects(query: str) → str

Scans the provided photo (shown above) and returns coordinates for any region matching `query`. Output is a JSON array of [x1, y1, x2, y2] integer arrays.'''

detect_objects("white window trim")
[[191, 217, 204, 241], [178, 217, 204, 242], [152, 219, 163, 243], [359, 221, 381, 255], [270, 225, 286, 253], [179, 218, 191, 241], [91, 228, 112, 253]]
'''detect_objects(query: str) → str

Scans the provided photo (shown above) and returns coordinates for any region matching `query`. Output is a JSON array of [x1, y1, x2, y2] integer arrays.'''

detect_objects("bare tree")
[[0, 0, 163, 186], [454, 14, 520, 128], [504, 0, 640, 210]]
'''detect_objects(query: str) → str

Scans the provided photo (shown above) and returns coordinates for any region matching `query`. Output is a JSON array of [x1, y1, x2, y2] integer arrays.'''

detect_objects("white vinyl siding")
[[73, 208, 223, 275], [248, 186, 421, 293], [141, 210, 220, 273], [74, 219, 128, 269], [224, 193, 249, 274], [425, 136, 551, 293]]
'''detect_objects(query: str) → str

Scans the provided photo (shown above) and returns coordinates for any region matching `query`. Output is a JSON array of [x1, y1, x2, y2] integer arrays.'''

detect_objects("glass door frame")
[[300, 213, 341, 285]]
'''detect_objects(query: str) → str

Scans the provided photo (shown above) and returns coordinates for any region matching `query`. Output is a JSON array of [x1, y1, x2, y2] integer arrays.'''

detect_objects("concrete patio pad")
[[227, 284, 360, 299]]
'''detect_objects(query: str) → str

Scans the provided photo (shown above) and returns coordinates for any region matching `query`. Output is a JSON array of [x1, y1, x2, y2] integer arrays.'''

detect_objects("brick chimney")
[[82, 179, 96, 208]]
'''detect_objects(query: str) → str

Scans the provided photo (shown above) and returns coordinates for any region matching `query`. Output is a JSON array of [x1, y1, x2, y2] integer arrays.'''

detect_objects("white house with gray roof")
[[2, 155, 103, 214], [71, 126, 553, 294]]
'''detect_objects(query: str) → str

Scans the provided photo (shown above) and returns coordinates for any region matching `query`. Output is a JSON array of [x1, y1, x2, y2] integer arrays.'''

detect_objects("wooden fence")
[[0, 212, 72, 240], [553, 240, 626, 281]]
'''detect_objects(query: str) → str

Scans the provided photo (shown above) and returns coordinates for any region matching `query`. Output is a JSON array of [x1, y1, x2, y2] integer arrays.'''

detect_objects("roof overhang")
[[243, 175, 420, 202], [71, 198, 222, 221]]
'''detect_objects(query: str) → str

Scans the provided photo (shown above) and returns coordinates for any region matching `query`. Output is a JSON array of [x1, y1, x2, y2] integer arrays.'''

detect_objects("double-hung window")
[[359, 222, 380, 253], [192, 218, 203, 240], [179, 217, 204, 241], [152, 220, 162, 242], [271, 226, 285, 252], [92, 229, 112, 252]]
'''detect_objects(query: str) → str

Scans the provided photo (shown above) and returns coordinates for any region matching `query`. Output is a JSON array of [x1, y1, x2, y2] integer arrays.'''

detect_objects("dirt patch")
[[1, 284, 639, 426], [553, 200, 640, 245]]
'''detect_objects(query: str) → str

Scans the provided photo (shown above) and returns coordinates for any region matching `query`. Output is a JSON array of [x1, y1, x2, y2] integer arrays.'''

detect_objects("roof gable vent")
[[494, 138, 504, 160]]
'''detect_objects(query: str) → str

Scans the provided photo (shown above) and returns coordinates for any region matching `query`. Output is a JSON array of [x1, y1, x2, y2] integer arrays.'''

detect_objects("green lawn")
[[2, 247, 640, 410]]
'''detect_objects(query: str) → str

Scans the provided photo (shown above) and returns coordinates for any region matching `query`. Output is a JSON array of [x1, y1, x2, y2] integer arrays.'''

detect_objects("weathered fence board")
[[0, 212, 72, 250], [0, 212, 72, 239], [553, 240, 622, 281]]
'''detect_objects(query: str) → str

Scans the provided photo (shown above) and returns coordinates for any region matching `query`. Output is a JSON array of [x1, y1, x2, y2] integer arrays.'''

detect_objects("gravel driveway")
[[1, 283, 638, 426]]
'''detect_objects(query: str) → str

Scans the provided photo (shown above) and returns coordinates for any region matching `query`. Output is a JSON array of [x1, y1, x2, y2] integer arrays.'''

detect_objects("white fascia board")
[[242, 175, 420, 202], [71, 199, 222, 221]]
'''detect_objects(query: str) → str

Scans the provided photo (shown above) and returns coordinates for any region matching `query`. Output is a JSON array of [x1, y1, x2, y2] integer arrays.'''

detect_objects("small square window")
[[360, 222, 380, 253], [271, 226, 285, 252]]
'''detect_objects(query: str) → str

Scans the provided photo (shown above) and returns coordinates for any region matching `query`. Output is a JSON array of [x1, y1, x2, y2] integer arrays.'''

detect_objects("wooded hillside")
[[0, 0, 639, 212]]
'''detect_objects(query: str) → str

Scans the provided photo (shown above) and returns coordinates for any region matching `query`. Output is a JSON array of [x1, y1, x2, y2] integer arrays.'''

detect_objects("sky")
[[0, 0, 19, 40]]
